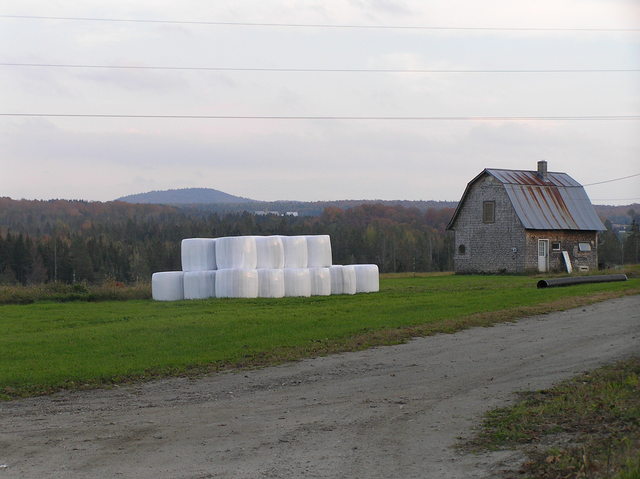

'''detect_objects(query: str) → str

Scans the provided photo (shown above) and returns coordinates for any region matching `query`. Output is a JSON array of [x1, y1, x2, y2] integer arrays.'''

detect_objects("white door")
[[538, 239, 549, 273]]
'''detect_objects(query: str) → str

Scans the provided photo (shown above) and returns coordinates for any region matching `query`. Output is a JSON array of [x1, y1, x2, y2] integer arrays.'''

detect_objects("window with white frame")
[[578, 242, 592, 252]]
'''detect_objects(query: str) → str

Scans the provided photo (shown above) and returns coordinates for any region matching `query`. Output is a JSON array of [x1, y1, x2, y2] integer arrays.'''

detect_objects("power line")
[[1, 113, 639, 121], [583, 173, 640, 186], [1, 14, 638, 32], [2, 62, 639, 74]]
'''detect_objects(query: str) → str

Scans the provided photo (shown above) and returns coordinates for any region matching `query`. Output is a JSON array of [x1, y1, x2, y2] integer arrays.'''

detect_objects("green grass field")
[[1, 274, 639, 399]]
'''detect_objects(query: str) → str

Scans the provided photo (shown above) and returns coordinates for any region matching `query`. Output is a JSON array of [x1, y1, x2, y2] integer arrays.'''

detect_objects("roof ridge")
[[499, 181, 581, 187], [485, 167, 564, 174]]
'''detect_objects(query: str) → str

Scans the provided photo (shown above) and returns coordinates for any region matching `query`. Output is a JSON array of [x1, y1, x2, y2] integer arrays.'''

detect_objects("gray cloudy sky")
[[1, 0, 639, 204]]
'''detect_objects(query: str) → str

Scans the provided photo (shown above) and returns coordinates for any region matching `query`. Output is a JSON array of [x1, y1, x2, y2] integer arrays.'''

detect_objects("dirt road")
[[1, 296, 639, 478]]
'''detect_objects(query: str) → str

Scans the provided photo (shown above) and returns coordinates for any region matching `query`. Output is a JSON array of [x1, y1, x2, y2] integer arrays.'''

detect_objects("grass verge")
[[466, 358, 640, 479], [0, 281, 151, 304], [1, 274, 639, 400]]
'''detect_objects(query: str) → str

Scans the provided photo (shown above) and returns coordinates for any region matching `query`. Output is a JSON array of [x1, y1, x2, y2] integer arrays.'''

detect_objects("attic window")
[[482, 201, 495, 224], [578, 242, 592, 252]]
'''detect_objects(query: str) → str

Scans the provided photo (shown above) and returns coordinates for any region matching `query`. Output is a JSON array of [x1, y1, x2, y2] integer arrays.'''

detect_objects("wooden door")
[[538, 239, 549, 273]]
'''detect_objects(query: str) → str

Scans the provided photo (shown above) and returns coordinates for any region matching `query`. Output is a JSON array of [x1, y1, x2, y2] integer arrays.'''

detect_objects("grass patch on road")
[[468, 358, 640, 479], [1, 274, 639, 400]]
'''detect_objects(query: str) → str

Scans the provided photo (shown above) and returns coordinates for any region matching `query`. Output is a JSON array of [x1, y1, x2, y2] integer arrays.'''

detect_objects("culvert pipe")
[[537, 274, 628, 289]]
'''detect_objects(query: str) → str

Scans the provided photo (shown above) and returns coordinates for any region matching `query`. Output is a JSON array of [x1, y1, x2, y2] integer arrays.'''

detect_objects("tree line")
[[0, 199, 455, 285], [598, 209, 640, 268]]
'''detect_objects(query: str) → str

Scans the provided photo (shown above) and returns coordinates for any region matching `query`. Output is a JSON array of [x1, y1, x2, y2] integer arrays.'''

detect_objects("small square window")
[[552, 242, 561, 251], [578, 242, 592, 252], [482, 201, 495, 223]]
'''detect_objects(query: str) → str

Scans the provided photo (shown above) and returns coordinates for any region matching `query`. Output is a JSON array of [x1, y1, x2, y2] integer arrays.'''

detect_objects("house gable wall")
[[452, 174, 526, 273]]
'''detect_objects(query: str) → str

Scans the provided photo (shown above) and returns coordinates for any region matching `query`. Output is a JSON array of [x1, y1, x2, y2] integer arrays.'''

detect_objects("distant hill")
[[116, 188, 253, 205], [115, 187, 636, 221], [115, 187, 458, 215], [593, 203, 640, 226]]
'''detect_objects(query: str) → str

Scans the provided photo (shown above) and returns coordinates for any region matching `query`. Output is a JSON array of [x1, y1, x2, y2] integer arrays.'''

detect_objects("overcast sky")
[[1, 0, 639, 205]]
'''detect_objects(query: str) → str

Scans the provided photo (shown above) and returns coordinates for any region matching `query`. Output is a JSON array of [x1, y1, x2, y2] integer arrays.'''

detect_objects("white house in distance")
[[447, 161, 606, 274]]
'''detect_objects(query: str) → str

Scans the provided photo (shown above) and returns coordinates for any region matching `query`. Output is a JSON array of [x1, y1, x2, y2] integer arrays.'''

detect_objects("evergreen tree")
[[623, 220, 639, 264], [598, 220, 622, 267]]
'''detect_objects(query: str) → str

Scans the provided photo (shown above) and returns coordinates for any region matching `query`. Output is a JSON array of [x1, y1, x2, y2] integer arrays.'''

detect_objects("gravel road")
[[1, 295, 639, 479]]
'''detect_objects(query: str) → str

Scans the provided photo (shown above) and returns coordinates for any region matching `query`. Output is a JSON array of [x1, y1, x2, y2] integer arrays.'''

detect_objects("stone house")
[[447, 161, 606, 274]]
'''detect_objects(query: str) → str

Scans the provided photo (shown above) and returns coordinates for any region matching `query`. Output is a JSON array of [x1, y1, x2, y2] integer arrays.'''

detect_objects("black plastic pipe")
[[537, 274, 628, 289]]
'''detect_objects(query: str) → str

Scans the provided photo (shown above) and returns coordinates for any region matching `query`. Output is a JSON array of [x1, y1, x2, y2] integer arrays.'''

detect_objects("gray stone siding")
[[452, 174, 526, 273], [524, 230, 599, 273]]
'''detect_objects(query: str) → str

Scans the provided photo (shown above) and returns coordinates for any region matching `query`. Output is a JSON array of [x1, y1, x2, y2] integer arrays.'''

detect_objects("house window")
[[578, 242, 592, 252], [458, 244, 466, 255], [482, 201, 495, 223], [552, 242, 561, 251]]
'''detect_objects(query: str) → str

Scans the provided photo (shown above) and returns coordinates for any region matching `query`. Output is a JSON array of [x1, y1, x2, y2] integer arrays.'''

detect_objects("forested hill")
[[115, 187, 458, 216], [114, 187, 457, 214], [192, 199, 458, 216], [0, 197, 180, 235], [117, 188, 253, 204], [593, 203, 640, 226]]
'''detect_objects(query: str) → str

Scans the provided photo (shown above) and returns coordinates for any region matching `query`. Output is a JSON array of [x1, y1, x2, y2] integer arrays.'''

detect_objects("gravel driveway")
[[1, 295, 638, 478]]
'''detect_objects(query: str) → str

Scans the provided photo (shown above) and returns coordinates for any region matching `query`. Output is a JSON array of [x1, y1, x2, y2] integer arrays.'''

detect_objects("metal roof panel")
[[503, 184, 605, 230], [486, 168, 581, 187]]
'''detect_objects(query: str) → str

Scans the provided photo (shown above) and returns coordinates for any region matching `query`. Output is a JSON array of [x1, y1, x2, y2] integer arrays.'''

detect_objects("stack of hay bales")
[[151, 235, 379, 301]]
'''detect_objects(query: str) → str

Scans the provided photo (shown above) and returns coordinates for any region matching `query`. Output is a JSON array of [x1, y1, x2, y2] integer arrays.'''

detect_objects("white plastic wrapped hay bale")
[[309, 267, 331, 296], [255, 236, 285, 269], [306, 235, 332, 267], [329, 265, 356, 295], [283, 268, 311, 297], [353, 264, 380, 293], [342, 265, 357, 295], [257, 268, 285, 298], [216, 236, 257, 270], [183, 270, 216, 299], [152, 271, 184, 301], [329, 265, 345, 294], [215, 269, 259, 298], [280, 236, 308, 268], [181, 238, 217, 272]]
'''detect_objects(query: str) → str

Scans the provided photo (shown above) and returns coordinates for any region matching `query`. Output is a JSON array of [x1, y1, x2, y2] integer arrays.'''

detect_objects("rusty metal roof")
[[488, 168, 605, 230], [487, 169, 581, 188], [447, 168, 606, 231]]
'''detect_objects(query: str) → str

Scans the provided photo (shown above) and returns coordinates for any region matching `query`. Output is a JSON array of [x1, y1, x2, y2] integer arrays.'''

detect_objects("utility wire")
[[1, 14, 638, 32], [1, 113, 639, 121], [583, 172, 640, 186], [2, 62, 639, 74]]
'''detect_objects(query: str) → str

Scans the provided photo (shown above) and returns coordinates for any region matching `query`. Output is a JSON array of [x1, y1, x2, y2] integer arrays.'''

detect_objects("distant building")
[[253, 210, 299, 217], [254, 211, 281, 216], [447, 161, 606, 274]]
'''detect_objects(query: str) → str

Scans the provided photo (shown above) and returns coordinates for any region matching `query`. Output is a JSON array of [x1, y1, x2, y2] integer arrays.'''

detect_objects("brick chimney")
[[537, 160, 548, 181]]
